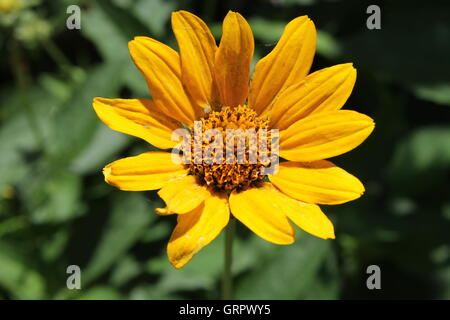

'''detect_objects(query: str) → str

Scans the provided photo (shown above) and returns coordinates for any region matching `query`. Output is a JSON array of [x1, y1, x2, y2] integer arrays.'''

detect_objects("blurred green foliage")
[[0, 0, 449, 300]]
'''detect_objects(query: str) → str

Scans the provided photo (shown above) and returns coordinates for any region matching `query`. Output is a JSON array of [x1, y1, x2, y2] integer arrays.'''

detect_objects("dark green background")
[[0, 0, 449, 299]]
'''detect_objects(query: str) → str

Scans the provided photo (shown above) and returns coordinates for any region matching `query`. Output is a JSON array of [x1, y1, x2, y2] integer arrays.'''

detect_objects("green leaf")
[[0, 114, 35, 188], [26, 171, 85, 224], [317, 30, 341, 60], [132, 0, 175, 37], [40, 229, 69, 262], [70, 125, 130, 174], [156, 270, 213, 294], [388, 126, 450, 195], [248, 17, 285, 44], [81, 3, 131, 62], [49, 62, 125, 165], [82, 3, 149, 96], [0, 243, 46, 299], [0, 84, 61, 187], [97, 0, 151, 41], [145, 232, 224, 295], [341, 4, 450, 103], [129, 285, 179, 300], [110, 255, 141, 287], [413, 83, 450, 106], [140, 220, 171, 243], [77, 286, 123, 300], [235, 233, 336, 299], [83, 192, 157, 284]]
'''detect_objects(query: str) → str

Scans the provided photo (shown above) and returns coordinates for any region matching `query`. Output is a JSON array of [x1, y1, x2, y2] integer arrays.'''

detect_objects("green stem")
[[222, 218, 236, 300], [42, 38, 72, 73]]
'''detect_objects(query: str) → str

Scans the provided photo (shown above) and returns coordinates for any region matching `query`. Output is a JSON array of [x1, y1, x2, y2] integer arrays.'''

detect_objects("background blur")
[[0, 0, 449, 300]]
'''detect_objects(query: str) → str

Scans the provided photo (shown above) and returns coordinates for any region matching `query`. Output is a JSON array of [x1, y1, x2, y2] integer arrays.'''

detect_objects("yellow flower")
[[93, 11, 374, 269]]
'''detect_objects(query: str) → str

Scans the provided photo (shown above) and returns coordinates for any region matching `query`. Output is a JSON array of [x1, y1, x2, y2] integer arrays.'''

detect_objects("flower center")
[[187, 105, 273, 192]]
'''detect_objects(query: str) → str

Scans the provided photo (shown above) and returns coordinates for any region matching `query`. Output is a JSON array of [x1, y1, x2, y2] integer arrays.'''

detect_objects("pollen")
[[187, 105, 273, 192]]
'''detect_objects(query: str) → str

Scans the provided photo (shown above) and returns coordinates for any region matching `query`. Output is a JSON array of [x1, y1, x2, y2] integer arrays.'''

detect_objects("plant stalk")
[[222, 218, 236, 300]]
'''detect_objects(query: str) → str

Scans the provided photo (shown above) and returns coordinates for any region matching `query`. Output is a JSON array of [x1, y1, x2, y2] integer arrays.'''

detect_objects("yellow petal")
[[128, 37, 201, 125], [267, 63, 357, 130], [92, 97, 181, 150], [229, 184, 294, 245], [157, 175, 210, 214], [168, 193, 230, 269], [270, 160, 365, 204], [214, 11, 254, 107], [249, 16, 316, 114], [257, 183, 334, 239], [155, 207, 172, 216], [279, 194, 335, 240], [172, 11, 219, 109], [280, 110, 375, 162], [103, 152, 188, 191]]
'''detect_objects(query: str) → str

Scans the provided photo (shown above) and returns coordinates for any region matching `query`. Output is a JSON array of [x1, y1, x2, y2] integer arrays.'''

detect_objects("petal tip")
[[346, 62, 356, 72], [285, 237, 295, 245], [156, 207, 172, 215], [92, 97, 101, 110], [127, 39, 136, 50], [102, 165, 112, 179], [102, 165, 117, 188], [169, 256, 186, 269], [171, 10, 186, 19], [367, 120, 376, 133]]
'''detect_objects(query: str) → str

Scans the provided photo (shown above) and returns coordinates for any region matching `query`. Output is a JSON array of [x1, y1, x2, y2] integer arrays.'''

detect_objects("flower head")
[[93, 10, 374, 269]]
